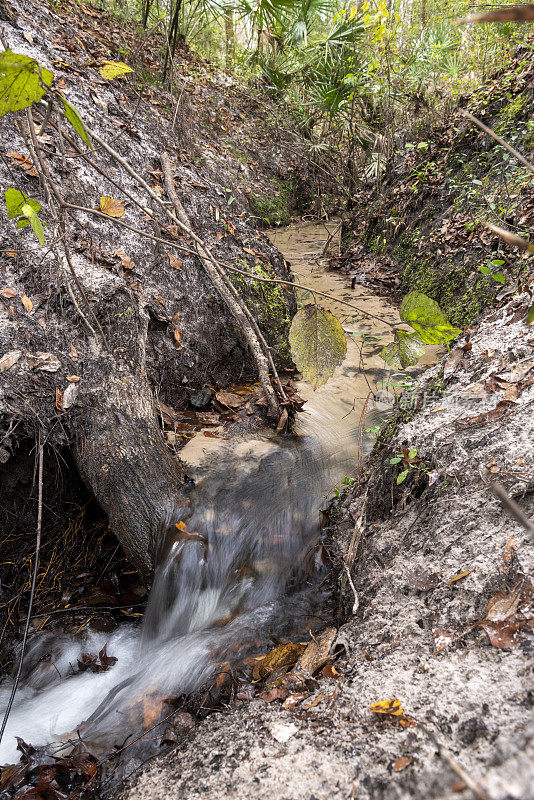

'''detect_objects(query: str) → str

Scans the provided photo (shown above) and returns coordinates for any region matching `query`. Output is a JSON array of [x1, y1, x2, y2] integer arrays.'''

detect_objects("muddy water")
[[0, 221, 426, 766]]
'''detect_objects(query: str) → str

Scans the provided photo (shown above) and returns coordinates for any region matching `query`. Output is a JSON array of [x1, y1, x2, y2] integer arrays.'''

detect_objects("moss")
[[231, 260, 293, 364], [250, 180, 294, 227]]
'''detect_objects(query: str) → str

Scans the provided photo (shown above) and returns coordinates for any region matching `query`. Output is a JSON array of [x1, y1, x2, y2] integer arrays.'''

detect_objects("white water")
[[0, 221, 399, 765]]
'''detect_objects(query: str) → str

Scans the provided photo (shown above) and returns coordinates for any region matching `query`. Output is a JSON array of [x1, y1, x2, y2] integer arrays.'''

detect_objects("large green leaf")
[[57, 94, 92, 148], [380, 329, 425, 369], [4, 188, 40, 218], [0, 50, 53, 116], [400, 291, 461, 345], [289, 304, 347, 389]]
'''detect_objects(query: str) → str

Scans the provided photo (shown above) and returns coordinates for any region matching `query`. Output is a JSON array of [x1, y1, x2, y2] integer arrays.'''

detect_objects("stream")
[[0, 220, 406, 767]]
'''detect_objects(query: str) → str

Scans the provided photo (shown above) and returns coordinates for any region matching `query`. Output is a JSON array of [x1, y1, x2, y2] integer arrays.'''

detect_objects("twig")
[[0, 437, 43, 745], [489, 480, 534, 542], [461, 110, 534, 174]]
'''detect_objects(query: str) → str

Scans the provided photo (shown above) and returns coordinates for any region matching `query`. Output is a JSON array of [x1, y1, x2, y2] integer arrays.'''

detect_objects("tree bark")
[[74, 366, 185, 577]]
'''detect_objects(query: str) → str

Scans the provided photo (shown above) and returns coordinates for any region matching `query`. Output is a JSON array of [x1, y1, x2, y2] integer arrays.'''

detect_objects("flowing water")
[[0, 221, 409, 766]]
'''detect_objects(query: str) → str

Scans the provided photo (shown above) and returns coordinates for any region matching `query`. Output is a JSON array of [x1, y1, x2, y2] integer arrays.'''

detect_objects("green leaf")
[[99, 61, 134, 80], [0, 50, 53, 116], [479, 265, 490, 274], [380, 329, 425, 369], [491, 272, 505, 284], [397, 469, 410, 485], [526, 302, 534, 325], [5, 188, 41, 218], [57, 94, 92, 148], [389, 456, 402, 464], [400, 292, 462, 345], [21, 202, 44, 245], [408, 447, 418, 460], [289, 304, 347, 390]]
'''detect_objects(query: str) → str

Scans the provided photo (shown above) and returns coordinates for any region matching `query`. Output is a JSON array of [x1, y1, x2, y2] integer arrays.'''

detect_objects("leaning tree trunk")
[[74, 366, 184, 578]]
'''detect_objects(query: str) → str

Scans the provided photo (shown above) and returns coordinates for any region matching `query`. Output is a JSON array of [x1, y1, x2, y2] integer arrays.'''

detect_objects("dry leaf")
[[100, 196, 125, 218], [113, 249, 135, 270], [21, 293, 33, 313], [291, 627, 337, 680], [393, 757, 412, 772], [478, 620, 523, 650], [70, 344, 78, 361], [62, 382, 79, 410], [55, 387, 63, 411], [0, 350, 22, 373], [173, 328, 182, 344], [456, 401, 514, 427], [168, 253, 182, 270], [321, 664, 340, 679], [370, 699, 404, 716], [259, 687, 289, 703], [485, 589, 521, 622], [282, 692, 308, 710], [0, 288, 17, 298], [28, 352, 61, 372], [300, 692, 324, 710], [66, 375, 80, 382], [448, 570, 472, 585], [215, 390, 243, 409], [162, 225, 183, 238]]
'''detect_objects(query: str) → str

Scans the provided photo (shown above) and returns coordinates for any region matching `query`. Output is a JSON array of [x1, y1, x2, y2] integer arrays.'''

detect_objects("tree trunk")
[[74, 366, 185, 577], [225, 9, 236, 69]]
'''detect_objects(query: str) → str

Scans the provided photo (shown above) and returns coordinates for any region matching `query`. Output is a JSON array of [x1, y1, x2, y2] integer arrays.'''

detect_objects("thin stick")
[[461, 110, 534, 174], [0, 437, 43, 745], [489, 481, 534, 542]]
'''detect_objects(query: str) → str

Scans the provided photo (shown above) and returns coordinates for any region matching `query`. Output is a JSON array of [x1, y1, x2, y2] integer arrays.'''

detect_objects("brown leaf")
[[162, 224, 183, 239], [485, 589, 521, 622], [66, 375, 80, 382], [113, 249, 135, 270], [393, 757, 412, 772], [100, 195, 125, 218], [478, 620, 523, 650], [301, 692, 324, 710], [456, 401, 513, 428], [0, 288, 17, 298], [321, 664, 340, 679], [70, 344, 78, 361], [448, 570, 472, 585], [215, 390, 244, 409], [55, 387, 64, 411], [282, 692, 308, 709], [21, 293, 33, 313], [168, 253, 182, 270], [259, 687, 289, 703], [291, 627, 337, 680]]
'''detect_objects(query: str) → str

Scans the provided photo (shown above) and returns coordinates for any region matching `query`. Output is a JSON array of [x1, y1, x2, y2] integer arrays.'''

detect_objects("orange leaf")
[[173, 328, 182, 344], [21, 293, 33, 313], [0, 288, 17, 298], [168, 253, 182, 270], [99, 196, 125, 218], [113, 249, 135, 270], [393, 757, 412, 772], [448, 570, 472, 585], [55, 387, 64, 411], [66, 375, 80, 383]]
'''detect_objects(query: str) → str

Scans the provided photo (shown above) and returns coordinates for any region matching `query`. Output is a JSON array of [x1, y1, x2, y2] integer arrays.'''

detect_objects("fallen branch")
[[160, 153, 280, 416], [461, 110, 534, 174]]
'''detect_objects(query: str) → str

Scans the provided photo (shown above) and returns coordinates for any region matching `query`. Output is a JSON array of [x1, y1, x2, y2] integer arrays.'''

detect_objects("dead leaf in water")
[[251, 642, 306, 681], [289, 305, 346, 390], [215, 390, 243, 409]]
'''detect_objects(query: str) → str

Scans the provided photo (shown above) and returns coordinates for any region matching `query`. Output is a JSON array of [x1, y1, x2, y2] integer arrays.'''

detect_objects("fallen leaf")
[[291, 627, 337, 680], [168, 253, 182, 269], [62, 382, 79, 410], [100, 196, 125, 218], [70, 344, 78, 361], [21, 293, 33, 313], [456, 401, 514, 427], [259, 687, 289, 703], [448, 570, 472, 585], [55, 387, 63, 411], [113, 249, 135, 270], [28, 352, 61, 372], [0, 350, 22, 372], [478, 620, 523, 650], [289, 305, 347, 390], [282, 692, 308, 709], [370, 699, 404, 716], [66, 375, 80, 382], [321, 664, 340, 679], [252, 642, 307, 681], [0, 288, 17, 298], [301, 692, 324, 710], [215, 390, 243, 409], [393, 756, 412, 772], [485, 589, 521, 622]]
